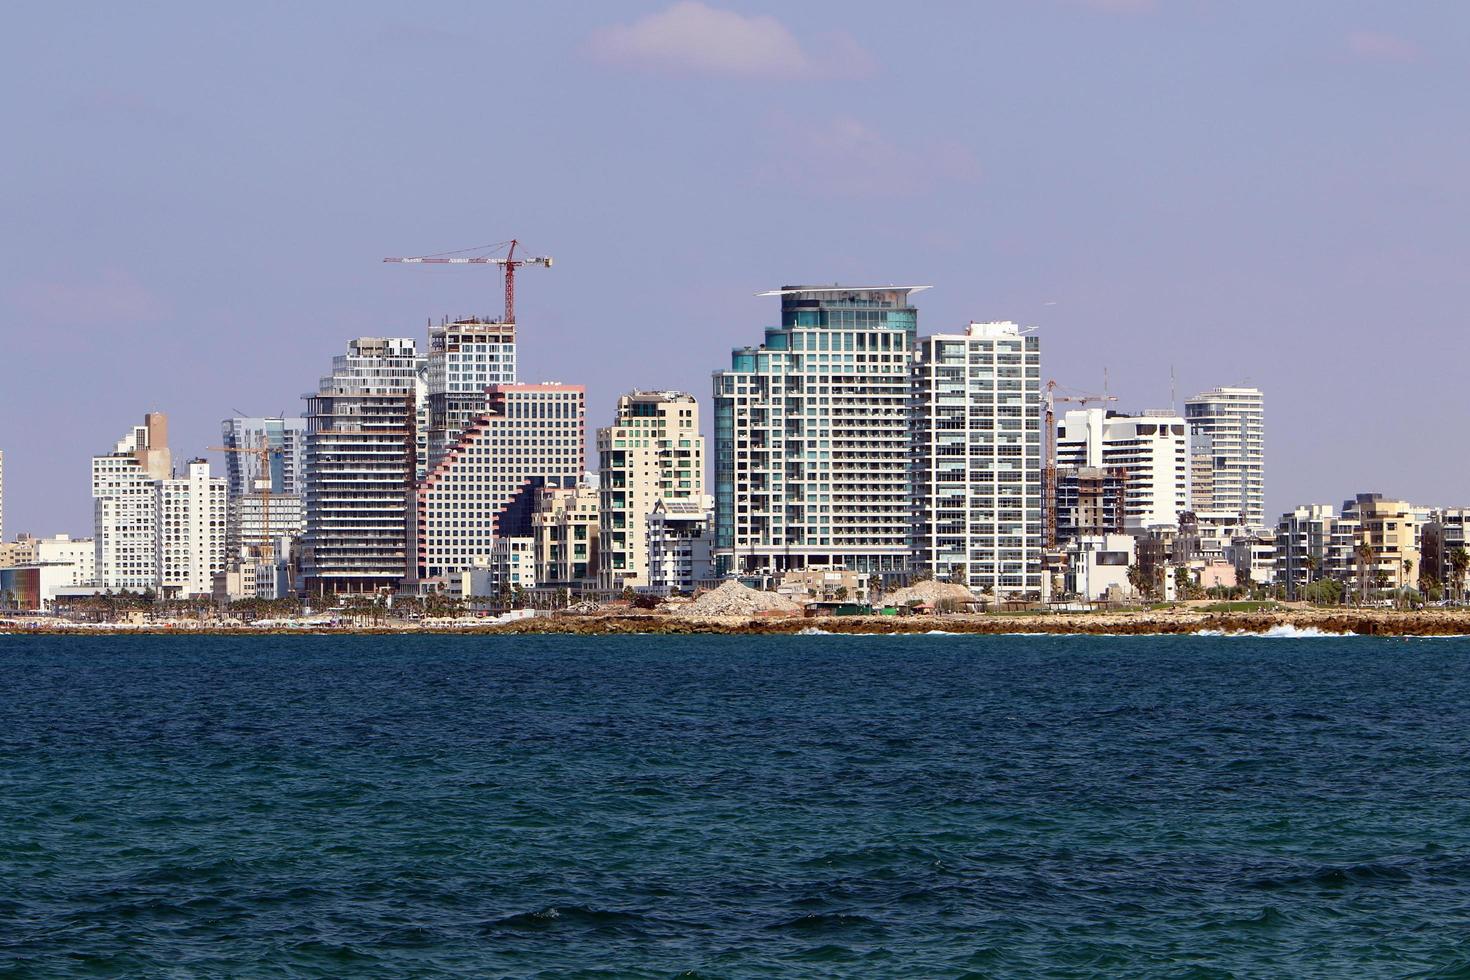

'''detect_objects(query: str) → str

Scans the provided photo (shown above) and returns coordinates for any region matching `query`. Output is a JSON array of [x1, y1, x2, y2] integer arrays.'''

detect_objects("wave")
[[1196, 625, 1357, 638]]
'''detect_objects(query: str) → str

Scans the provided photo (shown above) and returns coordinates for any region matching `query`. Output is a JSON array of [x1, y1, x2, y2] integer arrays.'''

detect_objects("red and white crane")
[[383, 239, 552, 325]]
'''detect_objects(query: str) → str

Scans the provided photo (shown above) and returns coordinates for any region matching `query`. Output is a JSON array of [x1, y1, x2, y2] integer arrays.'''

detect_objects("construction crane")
[[383, 239, 552, 325], [208, 435, 284, 564], [1042, 381, 1119, 550]]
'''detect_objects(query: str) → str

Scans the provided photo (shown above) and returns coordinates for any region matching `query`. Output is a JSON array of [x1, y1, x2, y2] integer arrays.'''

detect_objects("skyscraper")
[[910, 321, 1043, 597], [713, 286, 920, 580], [414, 383, 585, 582], [596, 390, 705, 590], [220, 416, 307, 555], [93, 413, 172, 590], [1185, 386, 1265, 527], [425, 317, 518, 468], [301, 338, 424, 596]]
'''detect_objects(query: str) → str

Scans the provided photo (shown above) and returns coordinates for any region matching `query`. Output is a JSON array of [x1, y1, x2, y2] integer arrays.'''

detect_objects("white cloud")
[[587, 2, 872, 79], [1346, 31, 1419, 63], [761, 115, 981, 198]]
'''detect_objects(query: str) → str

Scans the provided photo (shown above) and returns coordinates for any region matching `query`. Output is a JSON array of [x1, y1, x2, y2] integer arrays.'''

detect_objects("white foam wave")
[[1196, 624, 1357, 638]]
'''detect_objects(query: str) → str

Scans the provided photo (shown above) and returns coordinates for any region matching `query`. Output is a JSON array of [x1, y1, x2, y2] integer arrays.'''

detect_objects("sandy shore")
[[4, 607, 1470, 637]]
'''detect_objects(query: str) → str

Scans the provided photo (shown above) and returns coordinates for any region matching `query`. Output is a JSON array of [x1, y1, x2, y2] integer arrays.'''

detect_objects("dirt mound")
[[885, 580, 976, 608], [676, 580, 803, 618]]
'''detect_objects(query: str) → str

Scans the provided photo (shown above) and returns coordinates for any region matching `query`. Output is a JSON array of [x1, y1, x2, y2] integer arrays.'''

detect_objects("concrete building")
[[1275, 504, 1339, 600], [221, 417, 307, 555], [1056, 408, 1189, 531], [1422, 509, 1470, 597], [1055, 467, 1126, 543], [597, 390, 705, 591], [93, 413, 172, 591], [1063, 533, 1137, 602], [532, 480, 600, 587], [646, 495, 716, 595], [1226, 533, 1276, 586], [1342, 493, 1422, 593], [415, 383, 585, 582], [156, 459, 227, 598], [1186, 386, 1265, 527], [713, 286, 920, 581], [910, 321, 1043, 597], [35, 534, 95, 586], [426, 317, 517, 468], [301, 338, 424, 596], [460, 537, 536, 602], [0, 536, 37, 568]]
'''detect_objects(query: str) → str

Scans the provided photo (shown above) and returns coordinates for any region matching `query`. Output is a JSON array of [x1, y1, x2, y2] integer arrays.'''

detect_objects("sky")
[[3, 0, 1468, 536]]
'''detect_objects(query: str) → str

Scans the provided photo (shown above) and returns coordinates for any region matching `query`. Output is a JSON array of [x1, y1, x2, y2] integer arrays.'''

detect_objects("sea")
[[2, 631, 1469, 977]]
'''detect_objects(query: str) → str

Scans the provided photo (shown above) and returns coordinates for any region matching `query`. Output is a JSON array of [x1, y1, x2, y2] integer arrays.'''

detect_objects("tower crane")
[[208, 436, 285, 564], [1042, 381, 1119, 550], [383, 239, 552, 325]]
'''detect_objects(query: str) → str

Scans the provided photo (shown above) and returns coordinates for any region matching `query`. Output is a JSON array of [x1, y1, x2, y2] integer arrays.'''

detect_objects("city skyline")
[[4, 2, 1469, 535]]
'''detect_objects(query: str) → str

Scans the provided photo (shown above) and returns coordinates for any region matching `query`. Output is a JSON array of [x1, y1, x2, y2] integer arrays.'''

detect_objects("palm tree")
[[1451, 547, 1470, 604], [1355, 542, 1377, 606]]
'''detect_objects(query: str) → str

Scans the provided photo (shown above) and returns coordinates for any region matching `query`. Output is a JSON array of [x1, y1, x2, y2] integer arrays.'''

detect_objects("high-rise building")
[[302, 338, 424, 596], [713, 286, 920, 580], [220, 417, 307, 555], [596, 390, 705, 591], [910, 321, 1042, 597], [425, 317, 517, 468], [415, 383, 585, 582], [93, 413, 173, 591], [1186, 386, 1265, 527], [532, 480, 600, 588], [1056, 408, 1189, 531], [156, 459, 227, 598]]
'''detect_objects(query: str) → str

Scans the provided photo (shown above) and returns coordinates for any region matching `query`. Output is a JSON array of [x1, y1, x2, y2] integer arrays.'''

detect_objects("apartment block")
[[156, 459, 227, 598], [93, 413, 172, 591], [1186, 386, 1265, 527], [910, 321, 1043, 597], [301, 338, 424, 596], [713, 286, 919, 580], [1342, 493, 1422, 591], [646, 495, 716, 595], [1056, 409, 1189, 531], [597, 390, 704, 591], [532, 481, 600, 587], [416, 383, 584, 582]]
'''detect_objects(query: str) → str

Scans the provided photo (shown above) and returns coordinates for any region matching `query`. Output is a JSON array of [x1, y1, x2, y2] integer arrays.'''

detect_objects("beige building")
[[532, 481, 600, 587], [1345, 493, 1421, 591], [597, 391, 704, 591], [94, 413, 173, 591]]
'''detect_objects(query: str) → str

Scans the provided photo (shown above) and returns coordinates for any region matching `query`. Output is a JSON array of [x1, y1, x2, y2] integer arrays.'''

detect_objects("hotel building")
[[713, 286, 919, 580]]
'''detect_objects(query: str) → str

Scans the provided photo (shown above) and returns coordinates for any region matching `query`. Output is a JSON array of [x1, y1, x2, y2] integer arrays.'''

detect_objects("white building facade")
[[1186, 386, 1265, 528], [910, 321, 1043, 598], [1056, 408, 1189, 532], [93, 413, 173, 591], [156, 459, 227, 598]]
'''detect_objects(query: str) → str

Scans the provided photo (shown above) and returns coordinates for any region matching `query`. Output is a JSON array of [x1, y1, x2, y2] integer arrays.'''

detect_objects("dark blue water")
[[3, 634, 1470, 977]]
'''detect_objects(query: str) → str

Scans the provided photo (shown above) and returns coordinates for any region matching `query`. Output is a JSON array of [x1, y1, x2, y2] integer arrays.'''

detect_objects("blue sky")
[[3, 1, 1466, 535]]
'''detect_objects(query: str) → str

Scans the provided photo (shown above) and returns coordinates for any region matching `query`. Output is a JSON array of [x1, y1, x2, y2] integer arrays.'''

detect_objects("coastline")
[[4, 608, 1470, 637]]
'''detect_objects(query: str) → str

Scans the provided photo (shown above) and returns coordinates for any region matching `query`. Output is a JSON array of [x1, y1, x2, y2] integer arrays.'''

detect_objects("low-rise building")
[[532, 480, 600, 588]]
